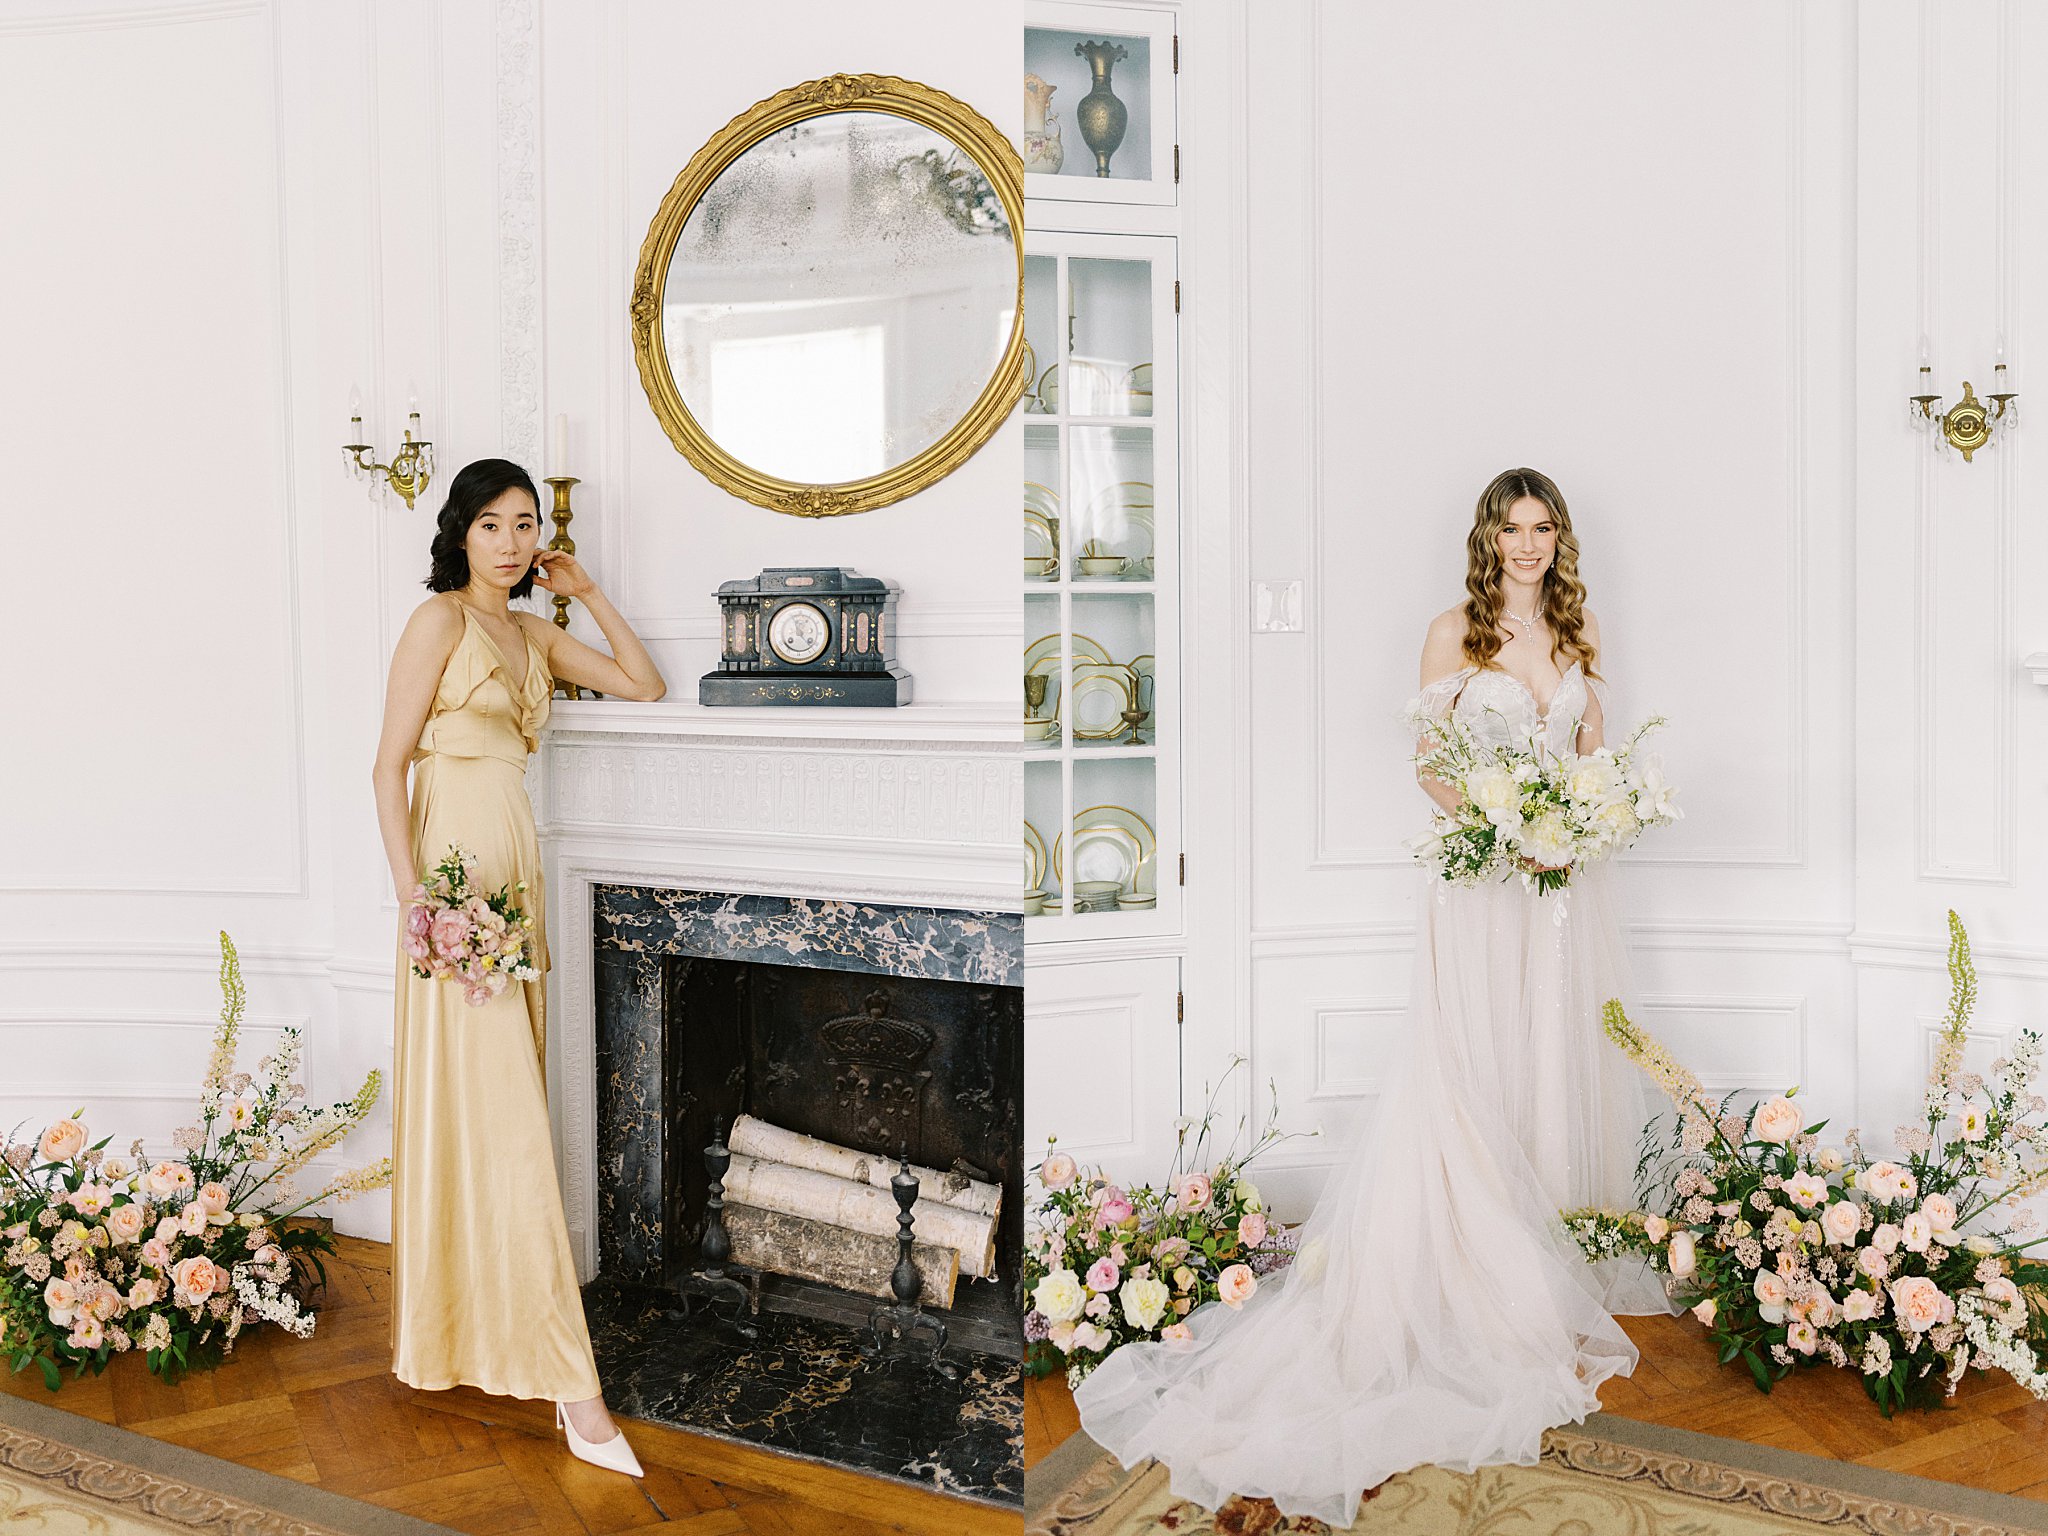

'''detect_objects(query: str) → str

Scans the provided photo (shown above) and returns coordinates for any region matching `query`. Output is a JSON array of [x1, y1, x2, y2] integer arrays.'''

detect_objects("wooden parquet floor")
[[1025, 1311, 2048, 1501], [0, 1235, 1013, 1536]]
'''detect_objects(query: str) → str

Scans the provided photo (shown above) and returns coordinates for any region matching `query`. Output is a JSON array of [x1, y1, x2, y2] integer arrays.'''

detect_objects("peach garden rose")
[[36, 1119, 87, 1164]]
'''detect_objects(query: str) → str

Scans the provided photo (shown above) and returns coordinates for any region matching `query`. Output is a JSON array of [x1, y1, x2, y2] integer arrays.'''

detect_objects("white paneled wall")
[[0, 0, 1019, 1242], [1145, 0, 2048, 1221]]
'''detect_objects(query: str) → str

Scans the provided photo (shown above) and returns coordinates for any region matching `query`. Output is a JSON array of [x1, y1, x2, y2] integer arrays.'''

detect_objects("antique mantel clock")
[[700, 568, 913, 706]]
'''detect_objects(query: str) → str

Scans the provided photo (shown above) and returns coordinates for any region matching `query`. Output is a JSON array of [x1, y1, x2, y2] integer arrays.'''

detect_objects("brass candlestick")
[[542, 476, 591, 699]]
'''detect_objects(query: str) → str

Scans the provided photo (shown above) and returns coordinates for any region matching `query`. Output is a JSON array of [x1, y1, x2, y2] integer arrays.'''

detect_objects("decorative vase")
[[1074, 40, 1131, 178], [1022, 72, 1065, 174]]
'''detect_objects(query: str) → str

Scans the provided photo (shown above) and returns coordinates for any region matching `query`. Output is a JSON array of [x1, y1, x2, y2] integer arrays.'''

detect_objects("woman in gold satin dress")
[[371, 458, 666, 1475]]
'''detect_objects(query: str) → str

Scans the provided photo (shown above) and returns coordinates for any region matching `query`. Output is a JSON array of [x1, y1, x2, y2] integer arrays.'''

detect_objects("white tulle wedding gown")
[[1073, 662, 1678, 1527]]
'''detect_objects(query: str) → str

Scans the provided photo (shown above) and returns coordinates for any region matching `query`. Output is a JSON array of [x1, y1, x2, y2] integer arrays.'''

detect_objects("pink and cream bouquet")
[[1568, 913, 2048, 1415], [1406, 705, 1680, 894], [1024, 1060, 1311, 1386], [404, 844, 540, 1006], [0, 934, 390, 1389]]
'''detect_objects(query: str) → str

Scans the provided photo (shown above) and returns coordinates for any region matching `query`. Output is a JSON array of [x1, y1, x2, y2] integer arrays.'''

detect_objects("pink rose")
[[1982, 1276, 2026, 1326], [1174, 1173, 1213, 1214], [402, 933, 431, 961], [1749, 1096, 1803, 1144], [143, 1162, 193, 1198], [1841, 1287, 1880, 1322], [405, 901, 433, 937], [1856, 1245, 1889, 1279], [1153, 1236, 1190, 1268], [1095, 1190, 1135, 1228], [37, 1119, 87, 1164], [463, 984, 493, 1006], [1889, 1275, 1953, 1332], [1667, 1231, 1697, 1278], [1752, 1269, 1789, 1323], [127, 1277, 160, 1309], [1085, 1257, 1120, 1293], [1039, 1151, 1077, 1190], [1821, 1201, 1862, 1246], [1872, 1222, 1902, 1254], [430, 909, 473, 955], [43, 1277, 78, 1321], [1238, 1211, 1269, 1249], [197, 1183, 231, 1217], [139, 1238, 172, 1270], [1921, 1194, 1957, 1230], [1161, 1322, 1193, 1343], [1217, 1263, 1258, 1309], [104, 1204, 146, 1245], [172, 1255, 221, 1301]]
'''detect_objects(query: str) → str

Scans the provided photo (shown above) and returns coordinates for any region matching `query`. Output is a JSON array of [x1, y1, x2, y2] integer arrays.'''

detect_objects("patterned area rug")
[[1024, 1412, 2048, 1535], [0, 1389, 453, 1535]]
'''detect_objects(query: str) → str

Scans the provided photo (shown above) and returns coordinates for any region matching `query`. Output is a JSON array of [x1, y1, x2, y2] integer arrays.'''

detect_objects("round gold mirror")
[[632, 73, 1025, 517]]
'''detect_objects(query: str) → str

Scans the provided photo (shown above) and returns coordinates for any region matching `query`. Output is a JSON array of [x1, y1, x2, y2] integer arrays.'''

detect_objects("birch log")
[[723, 1202, 959, 1308], [729, 1114, 1002, 1218], [722, 1153, 998, 1278]]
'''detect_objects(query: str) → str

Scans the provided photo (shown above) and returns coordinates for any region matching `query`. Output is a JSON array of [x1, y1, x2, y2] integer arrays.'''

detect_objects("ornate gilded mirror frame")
[[631, 73, 1027, 518]]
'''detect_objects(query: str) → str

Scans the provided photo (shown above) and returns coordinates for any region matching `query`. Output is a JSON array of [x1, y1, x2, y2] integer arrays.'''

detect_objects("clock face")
[[766, 601, 831, 665]]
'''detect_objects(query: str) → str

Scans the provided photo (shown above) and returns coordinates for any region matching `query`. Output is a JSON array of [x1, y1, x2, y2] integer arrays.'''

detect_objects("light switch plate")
[[1252, 579, 1303, 633]]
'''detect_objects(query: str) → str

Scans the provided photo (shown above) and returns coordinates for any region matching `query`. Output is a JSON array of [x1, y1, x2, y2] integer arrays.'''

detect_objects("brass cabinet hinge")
[[1174, 143, 1180, 183], [1173, 281, 1181, 314], [1177, 990, 1184, 1023], [1178, 852, 1186, 883], [1173, 33, 1179, 72]]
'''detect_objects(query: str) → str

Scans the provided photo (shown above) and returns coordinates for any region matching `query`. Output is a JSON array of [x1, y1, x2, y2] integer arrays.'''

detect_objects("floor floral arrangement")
[[1566, 912, 2048, 1414], [0, 933, 390, 1388], [1025, 1059, 1309, 1385]]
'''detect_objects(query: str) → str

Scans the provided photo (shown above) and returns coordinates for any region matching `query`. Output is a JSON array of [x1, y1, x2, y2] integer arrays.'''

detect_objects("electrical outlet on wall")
[[1251, 579, 1303, 633]]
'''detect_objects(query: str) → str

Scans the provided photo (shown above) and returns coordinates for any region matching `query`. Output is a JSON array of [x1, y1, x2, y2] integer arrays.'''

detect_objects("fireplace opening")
[[664, 955, 1022, 1347]]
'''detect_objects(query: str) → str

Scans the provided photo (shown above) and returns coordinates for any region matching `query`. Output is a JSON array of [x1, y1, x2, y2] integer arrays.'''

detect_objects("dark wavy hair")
[[424, 458, 542, 599]]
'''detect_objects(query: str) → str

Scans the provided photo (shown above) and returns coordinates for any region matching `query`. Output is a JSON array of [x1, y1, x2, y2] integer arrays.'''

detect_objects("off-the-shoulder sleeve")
[[1408, 667, 1474, 723]]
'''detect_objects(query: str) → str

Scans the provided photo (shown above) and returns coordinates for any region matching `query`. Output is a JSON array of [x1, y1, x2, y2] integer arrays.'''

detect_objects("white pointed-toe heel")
[[556, 1402, 645, 1477]]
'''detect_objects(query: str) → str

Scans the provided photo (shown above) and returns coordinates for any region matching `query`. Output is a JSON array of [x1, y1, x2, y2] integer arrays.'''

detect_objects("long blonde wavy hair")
[[1460, 467, 1599, 678]]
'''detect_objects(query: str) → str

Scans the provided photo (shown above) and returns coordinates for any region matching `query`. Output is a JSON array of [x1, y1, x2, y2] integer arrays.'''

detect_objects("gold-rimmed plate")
[[1054, 803, 1158, 894], [1024, 631, 1111, 678], [1023, 819, 1048, 893], [1070, 662, 1135, 739]]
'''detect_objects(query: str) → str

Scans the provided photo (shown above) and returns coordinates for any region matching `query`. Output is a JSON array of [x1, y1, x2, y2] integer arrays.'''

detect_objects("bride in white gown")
[[1073, 468, 1678, 1527]]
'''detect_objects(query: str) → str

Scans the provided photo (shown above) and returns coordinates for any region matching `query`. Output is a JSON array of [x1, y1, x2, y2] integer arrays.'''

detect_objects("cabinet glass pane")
[[1025, 26, 1154, 185], [1024, 422, 1060, 582], [1023, 254, 1058, 416], [1070, 592, 1153, 749], [1069, 757, 1159, 912], [1067, 258, 1153, 416], [1025, 759, 1061, 911], [1069, 425, 1152, 581]]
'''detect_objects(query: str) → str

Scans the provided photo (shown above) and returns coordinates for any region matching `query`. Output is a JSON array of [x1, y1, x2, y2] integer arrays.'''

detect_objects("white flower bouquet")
[[1406, 704, 1680, 894], [1023, 1060, 1311, 1387], [403, 844, 541, 1006], [0, 934, 390, 1388], [1570, 913, 2048, 1415]]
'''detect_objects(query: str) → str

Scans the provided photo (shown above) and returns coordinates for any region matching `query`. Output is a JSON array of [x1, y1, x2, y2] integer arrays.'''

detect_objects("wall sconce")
[[344, 384, 436, 507], [1910, 337, 2018, 462]]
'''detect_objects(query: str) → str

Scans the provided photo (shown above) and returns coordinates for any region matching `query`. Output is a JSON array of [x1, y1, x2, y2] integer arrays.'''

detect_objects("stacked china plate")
[[1072, 880, 1122, 913]]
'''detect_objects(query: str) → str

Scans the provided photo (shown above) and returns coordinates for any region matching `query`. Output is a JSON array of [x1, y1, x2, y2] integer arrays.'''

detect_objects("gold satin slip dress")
[[389, 598, 602, 1401]]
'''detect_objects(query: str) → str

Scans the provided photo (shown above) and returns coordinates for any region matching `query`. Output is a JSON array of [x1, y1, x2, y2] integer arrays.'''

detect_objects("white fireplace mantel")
[[533, 699, 1022, 1277]]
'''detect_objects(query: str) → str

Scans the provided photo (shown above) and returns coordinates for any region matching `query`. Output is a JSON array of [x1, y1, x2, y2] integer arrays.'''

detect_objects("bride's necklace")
[[1504, 605, 1540, 630]]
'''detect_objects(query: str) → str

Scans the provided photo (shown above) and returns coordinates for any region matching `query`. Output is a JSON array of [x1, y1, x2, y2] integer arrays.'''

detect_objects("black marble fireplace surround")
[[587, 884, 1022, 1505]]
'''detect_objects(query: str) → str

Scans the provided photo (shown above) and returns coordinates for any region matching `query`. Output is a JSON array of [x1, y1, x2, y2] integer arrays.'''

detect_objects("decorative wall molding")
[[1305, 1, 1811, 872], [1, 0, 311, 899], [0, 943, 335, 976], [1246, 916, 1856, 961], [496, 0, 542, 469], [1306, 998, 1405, 1101], [1912, 0, 2019, 885]]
